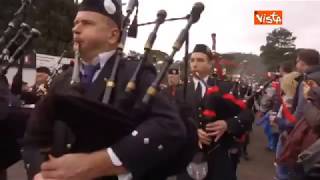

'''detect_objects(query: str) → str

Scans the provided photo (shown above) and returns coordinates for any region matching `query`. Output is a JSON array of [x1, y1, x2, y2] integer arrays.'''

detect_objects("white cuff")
[[107, 148, 133, 180], [107, 147, 122, 166]]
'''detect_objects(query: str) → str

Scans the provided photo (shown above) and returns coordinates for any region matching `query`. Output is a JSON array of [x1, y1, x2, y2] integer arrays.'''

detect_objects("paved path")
[[238, 126, 275, 180]]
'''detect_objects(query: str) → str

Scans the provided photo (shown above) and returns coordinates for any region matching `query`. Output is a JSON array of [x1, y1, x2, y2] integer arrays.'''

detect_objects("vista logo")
[[254, 10, 282, 25]]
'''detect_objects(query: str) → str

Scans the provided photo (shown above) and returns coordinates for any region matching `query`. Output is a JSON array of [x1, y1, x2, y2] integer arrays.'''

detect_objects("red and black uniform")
[[175, 77, 254, 180]]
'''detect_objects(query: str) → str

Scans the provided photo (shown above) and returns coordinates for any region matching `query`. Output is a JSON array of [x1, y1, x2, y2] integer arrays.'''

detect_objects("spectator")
[[292, 49, 320, 120]]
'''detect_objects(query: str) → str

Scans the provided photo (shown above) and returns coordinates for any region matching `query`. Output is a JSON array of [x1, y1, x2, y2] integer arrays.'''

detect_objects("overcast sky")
[[80, 0, 320, 60]]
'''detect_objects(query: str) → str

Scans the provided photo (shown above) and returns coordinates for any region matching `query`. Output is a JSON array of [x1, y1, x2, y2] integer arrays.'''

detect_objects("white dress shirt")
[[80, 50, 115, 82], [107, 148, 132, 180]]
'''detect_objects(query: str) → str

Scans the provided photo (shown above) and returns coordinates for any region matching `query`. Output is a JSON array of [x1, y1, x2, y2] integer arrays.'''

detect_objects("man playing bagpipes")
[[175, 44, 254, 180], [24, 0, 196, 179]]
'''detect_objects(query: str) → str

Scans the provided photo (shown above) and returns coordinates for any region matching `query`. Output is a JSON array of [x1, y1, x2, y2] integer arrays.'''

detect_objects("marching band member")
[[27, 0, 192, 179], [175, 44, 254, 180]]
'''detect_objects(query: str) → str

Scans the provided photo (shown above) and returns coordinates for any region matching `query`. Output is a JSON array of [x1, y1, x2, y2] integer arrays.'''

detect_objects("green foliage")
[[260, 27, 297, 71], [0, 0, 76, 57]]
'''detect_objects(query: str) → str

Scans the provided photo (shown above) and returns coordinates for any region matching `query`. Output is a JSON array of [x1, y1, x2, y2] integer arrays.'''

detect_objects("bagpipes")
[[0, 0, 41, 98], [185, 77, 248, 180], [0, 0, 40, 67], [196, 77, 247, 154], [0, 0, 33, 49], [0, 25, 41, 76], [0, 0, 41, 107], [22, 1, 205, 178]]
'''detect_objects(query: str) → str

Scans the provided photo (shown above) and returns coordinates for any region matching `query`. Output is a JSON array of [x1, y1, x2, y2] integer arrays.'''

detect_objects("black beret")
[[192, 44, 213, 59], [79, 0, 122, 29], [36, 67, 51, 75], [168, 68, 179, 75]]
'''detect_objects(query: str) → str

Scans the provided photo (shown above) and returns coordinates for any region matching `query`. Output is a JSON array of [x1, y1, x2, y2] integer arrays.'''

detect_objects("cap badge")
[[104, 0, 116, 15]]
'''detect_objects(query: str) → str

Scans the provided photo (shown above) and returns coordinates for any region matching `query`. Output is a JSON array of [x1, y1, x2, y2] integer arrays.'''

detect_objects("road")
[[238, 126, 275, 180]]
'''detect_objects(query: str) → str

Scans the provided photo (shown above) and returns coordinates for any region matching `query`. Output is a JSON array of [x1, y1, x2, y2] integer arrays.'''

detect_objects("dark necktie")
[[170, 86, 176, 97], [81, 64, 100, 90], [195, 82, 202, 104]]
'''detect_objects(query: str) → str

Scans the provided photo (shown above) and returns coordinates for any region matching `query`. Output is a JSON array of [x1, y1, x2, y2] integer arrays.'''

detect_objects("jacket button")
[[66, 144, 72, 149], [144, 138, 150, 144], [158, 144, 164, 151], [131, 130, 138, 136]]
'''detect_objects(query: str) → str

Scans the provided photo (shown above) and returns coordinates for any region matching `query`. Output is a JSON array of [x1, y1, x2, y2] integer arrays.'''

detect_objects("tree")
[[0, 0, 76, 57], [260, 27, 297, 71], [31, 0, 76, 56]]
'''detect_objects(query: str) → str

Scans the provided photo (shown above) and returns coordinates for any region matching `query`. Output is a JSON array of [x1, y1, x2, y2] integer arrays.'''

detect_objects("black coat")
[[0, 107, 31, 170], [175, 77, 254, 180], [0, 76, 18, 170], [0, 76, 32, 170], [24, 55, 195, 180], [160, 85, 181, 101], [0, 75, 9, 120]]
